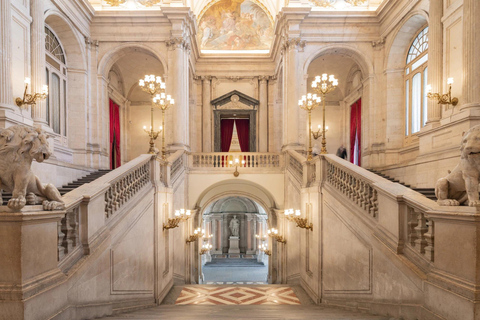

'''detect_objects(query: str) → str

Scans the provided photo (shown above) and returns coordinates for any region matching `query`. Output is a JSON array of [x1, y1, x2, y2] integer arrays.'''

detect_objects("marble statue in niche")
[[229, 214, 240, 236]]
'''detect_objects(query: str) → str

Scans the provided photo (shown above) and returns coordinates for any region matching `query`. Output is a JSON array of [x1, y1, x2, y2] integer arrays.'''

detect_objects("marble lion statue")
[[0, 125, 65, 211], [436, 125, 480, 206]]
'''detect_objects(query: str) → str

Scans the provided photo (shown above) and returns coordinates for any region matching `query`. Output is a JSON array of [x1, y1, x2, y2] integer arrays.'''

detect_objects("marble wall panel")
[[322, 201, 371, 293], [110, 203, 155, 293]]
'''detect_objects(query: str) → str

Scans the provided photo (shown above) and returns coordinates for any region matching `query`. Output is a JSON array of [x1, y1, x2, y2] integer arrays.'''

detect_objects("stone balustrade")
[[325, 158, 378, 219], [189, 152, 283, 170], [0, 153, 170, 320], [300, 153, 480, 320]]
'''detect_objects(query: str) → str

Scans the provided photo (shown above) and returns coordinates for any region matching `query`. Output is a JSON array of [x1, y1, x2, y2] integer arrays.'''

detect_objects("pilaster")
[[202, 76, 212, 152], [166, 37, 190, 151], [426, 0, 442, 125], [461, 0, 480, 109], [0, 0, 14, 111], [259, 76, 269, 152], [30, 0, 47, 125], [282, 38, 306, 151]]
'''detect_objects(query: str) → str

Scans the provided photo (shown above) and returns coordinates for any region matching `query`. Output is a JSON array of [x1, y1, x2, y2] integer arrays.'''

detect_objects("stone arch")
[[303, 45, 373, 79], [384, 11, 428, 71], [97, 43, 168, 79], [383, 12, 428, 150], [44, 10, 86, 70], [194, 179, 279, 225]]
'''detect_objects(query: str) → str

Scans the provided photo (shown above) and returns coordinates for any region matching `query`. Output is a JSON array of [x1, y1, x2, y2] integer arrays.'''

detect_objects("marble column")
[[282, 38, 306, 150], [202, 76, 212, 152], [0, 0, 14, 111], [167, 38, 189, 150], [31, 0, 47, 124], [426, 0, 442, 124], [259, 76, 268, 152], [462, 0, 480, 109]]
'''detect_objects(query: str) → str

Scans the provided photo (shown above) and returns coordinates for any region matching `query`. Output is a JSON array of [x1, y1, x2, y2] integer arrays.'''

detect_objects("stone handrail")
[[189, 152, 283, 169], [58, 154, 155, 269], [324, 155, 380, 219]]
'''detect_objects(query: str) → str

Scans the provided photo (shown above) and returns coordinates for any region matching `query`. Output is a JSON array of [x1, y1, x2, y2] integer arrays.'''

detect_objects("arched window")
[[405, 26, 428, 141], [45, 26, 67, 136]]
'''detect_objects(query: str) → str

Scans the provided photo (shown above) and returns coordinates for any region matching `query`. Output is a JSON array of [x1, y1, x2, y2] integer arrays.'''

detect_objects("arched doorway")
[[187, 179, 285, 285], [200, 196, 269, 284]]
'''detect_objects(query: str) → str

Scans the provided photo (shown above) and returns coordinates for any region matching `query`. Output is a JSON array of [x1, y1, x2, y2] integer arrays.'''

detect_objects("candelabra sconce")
[[153, 93, 175, 161], [284, 209, 313, 231], [186, 227, 205, 243], [310, 73, 338, 155], [143, 125, 162, 154], [15, 78, 48, 109], [267, 228, 286, 244], [255, 234, 267, 241], [163, 208, 191, 230], [258, 243, 271, 256], [229, 158, 245, 177], [312, 125, 329, 140], [200, 243, 213, 255], [299, 93, 322, 161], [426, 78, 459, 107]]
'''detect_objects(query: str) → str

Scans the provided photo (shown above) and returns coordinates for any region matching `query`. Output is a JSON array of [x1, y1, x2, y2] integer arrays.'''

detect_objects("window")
[[405, 26, 428, 141], [45, 26, 67, 136]]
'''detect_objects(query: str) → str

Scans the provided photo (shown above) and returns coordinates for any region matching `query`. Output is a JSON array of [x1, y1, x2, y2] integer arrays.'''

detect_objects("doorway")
[[199, 196, 269, 284], [109, 99, 121, 169], [350, 98, 361, 166]]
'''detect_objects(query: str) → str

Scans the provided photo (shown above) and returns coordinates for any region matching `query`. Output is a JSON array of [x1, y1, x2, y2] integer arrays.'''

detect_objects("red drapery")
[[235, 119, 249, 152], [221, 119, 235, 152], [350, 99, 361, 166], [109, 99, 121, 169]]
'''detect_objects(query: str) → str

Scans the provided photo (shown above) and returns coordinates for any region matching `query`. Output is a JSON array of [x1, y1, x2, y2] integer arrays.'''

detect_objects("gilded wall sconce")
[[267, 228, 286, 244], [284, 209, 313, 231], [15, 77, 48, 109], [258, 243, 271, 256], [163, 208, 191, 230], [426, 78, 459, 107]]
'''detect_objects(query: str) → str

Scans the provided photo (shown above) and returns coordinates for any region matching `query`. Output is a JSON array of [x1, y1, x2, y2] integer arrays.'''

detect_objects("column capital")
[[281, 38, 306, 54], [166, 37, 190, 51], [258, 76, 270, 83], [201, 75, 212, 81]]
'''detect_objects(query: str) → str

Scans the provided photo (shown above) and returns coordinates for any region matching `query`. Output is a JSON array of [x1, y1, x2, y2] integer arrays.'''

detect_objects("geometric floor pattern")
[[175, 286, 301, 305]]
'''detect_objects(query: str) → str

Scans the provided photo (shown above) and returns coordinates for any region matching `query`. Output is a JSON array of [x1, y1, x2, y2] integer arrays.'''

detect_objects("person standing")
[[336, 145, 347, 160]]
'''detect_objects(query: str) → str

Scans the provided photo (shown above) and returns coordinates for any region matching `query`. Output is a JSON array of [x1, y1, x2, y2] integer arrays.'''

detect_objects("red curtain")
[[109, 99, 121, 169], [235, 119, 249, 152], [221, 119, 235, 152], [350, 99, 361, 166]]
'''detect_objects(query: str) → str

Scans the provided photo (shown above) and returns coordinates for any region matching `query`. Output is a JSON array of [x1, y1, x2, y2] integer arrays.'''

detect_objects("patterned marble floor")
[[175, 286, 301, 305]]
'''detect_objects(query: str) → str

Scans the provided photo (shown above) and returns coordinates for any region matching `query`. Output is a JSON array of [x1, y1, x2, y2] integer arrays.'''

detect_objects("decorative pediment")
[[211, 90, 259, 110]]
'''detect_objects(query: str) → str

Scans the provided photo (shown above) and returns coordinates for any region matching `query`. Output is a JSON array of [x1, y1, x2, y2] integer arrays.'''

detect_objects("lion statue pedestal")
[[0, 125, 65, 211], [436, 124, 480, 207]]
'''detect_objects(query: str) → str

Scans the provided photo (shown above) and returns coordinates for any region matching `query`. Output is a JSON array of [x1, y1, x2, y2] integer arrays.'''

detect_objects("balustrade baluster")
[[424, 219, 434, 262], [414, 212, 428, 254], [58, 219, 66, 260]]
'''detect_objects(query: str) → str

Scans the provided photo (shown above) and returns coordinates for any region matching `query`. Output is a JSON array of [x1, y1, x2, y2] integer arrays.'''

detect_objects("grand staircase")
[[57, 169, 111, 195], [1, 169, 111, 203], [368, 169, 437, 201]]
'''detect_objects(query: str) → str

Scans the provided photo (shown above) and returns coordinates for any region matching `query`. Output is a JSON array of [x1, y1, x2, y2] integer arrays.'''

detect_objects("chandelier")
[[310, 73, 338, 155]]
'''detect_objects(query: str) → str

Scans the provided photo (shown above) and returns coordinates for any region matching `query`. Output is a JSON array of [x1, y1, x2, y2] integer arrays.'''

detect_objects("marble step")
[[103, 305, 390, 320]]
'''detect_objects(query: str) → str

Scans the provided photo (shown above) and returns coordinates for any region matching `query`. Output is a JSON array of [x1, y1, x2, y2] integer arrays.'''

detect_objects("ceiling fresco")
[[197, 0, 274, 51]]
